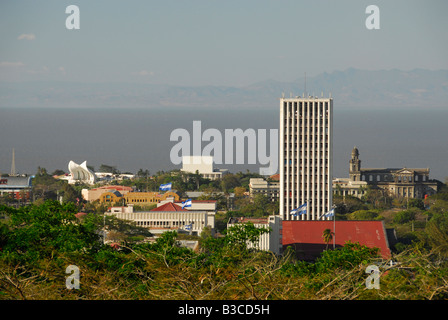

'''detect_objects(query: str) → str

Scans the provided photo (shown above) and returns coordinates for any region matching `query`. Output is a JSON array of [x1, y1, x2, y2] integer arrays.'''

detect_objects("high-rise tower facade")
[[279, 96, 333, 220]]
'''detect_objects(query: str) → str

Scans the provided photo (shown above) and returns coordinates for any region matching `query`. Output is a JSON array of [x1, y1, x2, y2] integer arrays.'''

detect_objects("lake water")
[[1, 106, 447, 181]]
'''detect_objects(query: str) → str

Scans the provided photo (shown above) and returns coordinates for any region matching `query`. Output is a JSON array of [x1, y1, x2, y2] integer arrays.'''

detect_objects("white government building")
[[105, 199, 216, 236]]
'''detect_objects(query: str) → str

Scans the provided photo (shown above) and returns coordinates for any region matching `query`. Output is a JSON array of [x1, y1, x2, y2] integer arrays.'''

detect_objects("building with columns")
[[338, 146, 441, 199], [106, 202, 213, 236], [279, 96, 333, 220]]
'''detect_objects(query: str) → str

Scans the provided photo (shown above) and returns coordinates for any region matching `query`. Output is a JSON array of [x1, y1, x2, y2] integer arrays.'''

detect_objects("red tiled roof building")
[[282, 220, 392, 260]]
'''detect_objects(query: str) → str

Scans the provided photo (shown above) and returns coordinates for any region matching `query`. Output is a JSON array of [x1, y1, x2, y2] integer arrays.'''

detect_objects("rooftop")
[[228, 217, 269, 225], [282, 220, 391, 260], [150, 202, 188, 212]]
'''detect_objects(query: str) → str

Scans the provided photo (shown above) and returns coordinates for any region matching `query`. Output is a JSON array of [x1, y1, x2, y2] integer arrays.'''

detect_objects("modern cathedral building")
[[279, 96, 333, 220]]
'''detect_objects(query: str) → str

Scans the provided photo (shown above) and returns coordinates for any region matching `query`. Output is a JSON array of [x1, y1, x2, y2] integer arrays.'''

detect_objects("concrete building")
[[82, 185, 133, 202], [98, 190, 180, 205], [125, 191, 180, 205], [173, 199, 217, 232], [332, 178, 368, 199], [280, 96, 333, 220], [106, 202, 213, 236], [249, 174, 280, 202], [156, 198, 218, 233], [227, 216, 282, 255], [181, 156, 228, 180], [345, 146, 441, 199], [184, 191, 236, 210], [99, 190, 124, 204], [0, 175, 33, 202]]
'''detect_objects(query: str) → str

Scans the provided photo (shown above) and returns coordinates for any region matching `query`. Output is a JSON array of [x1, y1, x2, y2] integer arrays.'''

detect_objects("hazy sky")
[[1, 0, 447, 86], [1, 1, 448, 180]]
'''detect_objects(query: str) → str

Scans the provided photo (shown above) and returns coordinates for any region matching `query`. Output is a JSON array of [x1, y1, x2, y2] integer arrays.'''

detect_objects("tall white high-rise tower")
[[279, 96, 333, 220]]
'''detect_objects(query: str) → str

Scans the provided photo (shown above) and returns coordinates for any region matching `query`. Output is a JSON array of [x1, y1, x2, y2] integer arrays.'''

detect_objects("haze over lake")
[[1, 106, 447, 182]]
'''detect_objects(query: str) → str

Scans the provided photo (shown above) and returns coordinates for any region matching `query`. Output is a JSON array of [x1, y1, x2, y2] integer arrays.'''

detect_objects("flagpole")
[[333, 206, 336, 249]]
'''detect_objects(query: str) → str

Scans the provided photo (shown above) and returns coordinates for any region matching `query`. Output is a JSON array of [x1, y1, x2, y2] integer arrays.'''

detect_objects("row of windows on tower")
[[284, 127, 330, 134], [284, 180, 328, 185], [285, 134, 329, 140], [284, 190, 330, 196], [284, 201, 330, 210], [283, 101, 329, 110], [284, 153, 329, 163], [284, 207, 330, 217], [285, 169, 330, 176], [284, 143, 329, 149], [284, 118, 329, 126], [284, 187, 330, 196], [285, 201, 330, 208], [284, 159, 329, 165]]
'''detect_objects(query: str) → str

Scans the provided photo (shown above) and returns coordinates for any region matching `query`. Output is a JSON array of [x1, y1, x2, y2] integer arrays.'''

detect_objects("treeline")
[[334, 184, 448, 255], [1, 198, 448, 300]]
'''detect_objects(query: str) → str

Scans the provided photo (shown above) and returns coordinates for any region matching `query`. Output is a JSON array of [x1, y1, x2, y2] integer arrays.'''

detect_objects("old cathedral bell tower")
[[349, 146, 361, 181]]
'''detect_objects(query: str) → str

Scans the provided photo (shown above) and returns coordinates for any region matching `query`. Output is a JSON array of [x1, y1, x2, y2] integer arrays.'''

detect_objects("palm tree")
[[322, 228, 335, 250]]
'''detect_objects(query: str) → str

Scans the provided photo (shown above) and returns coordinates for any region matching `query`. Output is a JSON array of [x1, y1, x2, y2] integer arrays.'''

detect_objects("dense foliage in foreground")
[[1, 201, 448, 300]]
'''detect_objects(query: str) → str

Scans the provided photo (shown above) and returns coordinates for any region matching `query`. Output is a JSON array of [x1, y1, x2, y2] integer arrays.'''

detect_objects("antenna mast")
[[304, 72, 307, 97]]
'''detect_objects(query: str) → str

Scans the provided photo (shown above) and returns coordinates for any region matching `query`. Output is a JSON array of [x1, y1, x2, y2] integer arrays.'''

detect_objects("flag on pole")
[[322, 208, 335, 219], [182, 199, 192, 209], [159, 182, 172, 191], [184, 223, 193, 231], [291, 203, 307, 216], [297, 202, 307, 215]]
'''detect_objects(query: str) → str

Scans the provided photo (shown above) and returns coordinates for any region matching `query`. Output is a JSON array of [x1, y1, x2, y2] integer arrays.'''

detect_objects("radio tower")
[[10, 148, 16, 176]]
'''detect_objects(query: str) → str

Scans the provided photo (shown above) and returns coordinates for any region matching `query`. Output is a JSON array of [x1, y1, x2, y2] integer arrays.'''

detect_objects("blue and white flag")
[[182, 199, 192, 209], [159, 182, 172, 191], [291, 203, 307, 216], [321, 208, 335, 219], [184, 223, 193, 231], [297, 202, 307, 215]]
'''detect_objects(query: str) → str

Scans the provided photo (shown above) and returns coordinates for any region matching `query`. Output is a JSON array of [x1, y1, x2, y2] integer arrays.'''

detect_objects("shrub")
[[281, 242, 380, 276], [393, 209, 418, 224], [347, 210, 382, 220]]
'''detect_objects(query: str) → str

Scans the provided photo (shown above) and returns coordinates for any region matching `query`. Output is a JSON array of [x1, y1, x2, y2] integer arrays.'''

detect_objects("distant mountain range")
[[1, 68, 447, 109]]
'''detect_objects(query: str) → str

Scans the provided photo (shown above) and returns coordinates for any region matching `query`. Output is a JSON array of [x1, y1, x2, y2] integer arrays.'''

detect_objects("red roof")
[[95, 186, 133, 191], [75, 212, 87, 218], [282, 220, 391, 260], [150, 202, 188, 212]]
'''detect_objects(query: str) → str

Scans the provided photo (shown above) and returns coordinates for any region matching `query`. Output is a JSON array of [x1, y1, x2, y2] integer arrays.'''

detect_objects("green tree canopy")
[[347, 210, 383, 221], [393, 208, 419, 224], [0, 201, 102, 262]]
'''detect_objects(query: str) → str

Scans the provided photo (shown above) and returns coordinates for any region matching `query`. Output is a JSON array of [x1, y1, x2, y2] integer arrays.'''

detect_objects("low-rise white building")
[[332, 178, 368, 199], [106, 202, 213, 236], [181, 156, 228, 180], [249, 176, 280, 202], [158, 198, 217, 235], [227, 216, 282, 255]]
